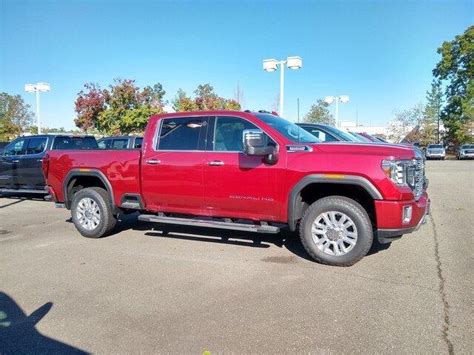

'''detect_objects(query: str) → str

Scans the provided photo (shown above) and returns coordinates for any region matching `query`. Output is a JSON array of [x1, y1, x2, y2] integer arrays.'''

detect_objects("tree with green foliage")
[[0, 93, 34, 140], [433, 25, 474, 146], [303, 99, 335, 125], [422, 79, 444, 144], [172, 89, 199, 112], [74, 79, 166, 135], [173, 84, 241, 112]]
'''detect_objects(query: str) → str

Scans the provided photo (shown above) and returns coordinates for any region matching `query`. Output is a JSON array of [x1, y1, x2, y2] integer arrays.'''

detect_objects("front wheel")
[[71, 187, 117, 238], [299, 196, 373, 266]]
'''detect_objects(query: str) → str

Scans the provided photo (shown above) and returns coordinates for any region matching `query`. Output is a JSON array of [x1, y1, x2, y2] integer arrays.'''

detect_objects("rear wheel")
[[71, 187, 117, 238], [299, 196, 373, 266]]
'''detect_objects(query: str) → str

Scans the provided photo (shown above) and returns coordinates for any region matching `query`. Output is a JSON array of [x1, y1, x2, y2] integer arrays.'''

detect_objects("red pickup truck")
[[43, 111, 429, 266]]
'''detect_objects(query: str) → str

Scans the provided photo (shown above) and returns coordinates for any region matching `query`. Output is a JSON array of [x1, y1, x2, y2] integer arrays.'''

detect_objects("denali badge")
[[286, 145, 313, 152]]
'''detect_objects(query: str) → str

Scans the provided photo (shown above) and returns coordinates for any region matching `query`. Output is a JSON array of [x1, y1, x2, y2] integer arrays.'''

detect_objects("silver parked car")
[[457, 144, 474, 160], [425, 144, 446, 160]]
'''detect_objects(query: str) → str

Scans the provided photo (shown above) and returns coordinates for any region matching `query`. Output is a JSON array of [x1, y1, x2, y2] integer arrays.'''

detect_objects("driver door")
[[203, 116, 283, 221]]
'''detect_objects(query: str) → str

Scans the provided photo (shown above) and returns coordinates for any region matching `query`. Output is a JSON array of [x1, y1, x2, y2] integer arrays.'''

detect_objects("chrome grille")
[[406, 149, 425, 201], [413, 157, 425, 200]]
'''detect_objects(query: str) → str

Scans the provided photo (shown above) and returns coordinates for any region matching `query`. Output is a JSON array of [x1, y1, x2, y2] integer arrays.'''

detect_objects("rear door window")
[[26, 137, 47, 154], [157, 117, 207, 151], [134, 137, 143, 148], [111, 139, 129, 149], [78, 137, 99, 149], [98, 139, 111, 149]]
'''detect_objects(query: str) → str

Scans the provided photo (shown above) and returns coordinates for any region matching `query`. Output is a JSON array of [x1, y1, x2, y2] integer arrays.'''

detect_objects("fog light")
[[403, 205, 413, 224]]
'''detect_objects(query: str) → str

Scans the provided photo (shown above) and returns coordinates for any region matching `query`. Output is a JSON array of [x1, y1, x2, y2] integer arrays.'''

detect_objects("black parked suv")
[[0, 135, 97, 194], [296, 123, 362, 142], [97, 135, 143, 149]]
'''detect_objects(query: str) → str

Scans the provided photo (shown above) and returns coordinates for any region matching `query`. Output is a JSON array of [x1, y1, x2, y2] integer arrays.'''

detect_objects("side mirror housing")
[[243, 129, 278, 164]]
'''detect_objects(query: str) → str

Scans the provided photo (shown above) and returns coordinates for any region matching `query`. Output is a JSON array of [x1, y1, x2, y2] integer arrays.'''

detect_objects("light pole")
[[324, 95, 349, 127], [25, 82, 51, 134], [263, 56, 302, 117]]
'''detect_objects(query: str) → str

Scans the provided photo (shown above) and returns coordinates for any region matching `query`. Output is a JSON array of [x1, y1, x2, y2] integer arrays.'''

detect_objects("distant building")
[[339, 121, 390, 137]]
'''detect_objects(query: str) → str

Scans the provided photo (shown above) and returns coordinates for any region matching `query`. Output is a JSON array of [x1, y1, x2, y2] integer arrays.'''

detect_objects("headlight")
[[382, 160, 406, 185], [382, 159, 415, 186]]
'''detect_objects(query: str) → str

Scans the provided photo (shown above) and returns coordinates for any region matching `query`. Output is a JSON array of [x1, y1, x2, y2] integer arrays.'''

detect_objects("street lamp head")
[[263, 59, 278, 72], [36, 82, 51, 92], [25, 84, 36, 93], [339, 95, 350, 103], [287, 56, 302, 70], [324, 96, 335, 104]]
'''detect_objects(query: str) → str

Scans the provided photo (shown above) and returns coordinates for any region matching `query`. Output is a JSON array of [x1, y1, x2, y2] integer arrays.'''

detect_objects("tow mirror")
[[243, 129, 278, 164]]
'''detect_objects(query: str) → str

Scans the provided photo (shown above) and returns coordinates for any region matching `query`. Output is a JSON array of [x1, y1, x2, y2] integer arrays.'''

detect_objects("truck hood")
[[311, 142, 416, 159]]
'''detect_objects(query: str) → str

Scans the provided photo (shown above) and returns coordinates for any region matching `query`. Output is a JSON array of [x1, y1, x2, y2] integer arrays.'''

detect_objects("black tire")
[[299, 196, 373, 266], [71, 187, 117, 238]]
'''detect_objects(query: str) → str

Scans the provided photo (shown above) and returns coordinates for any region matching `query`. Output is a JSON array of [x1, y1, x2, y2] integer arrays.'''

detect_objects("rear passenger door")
[[19, 136, 48, 189], [141, 116, 208, 214]]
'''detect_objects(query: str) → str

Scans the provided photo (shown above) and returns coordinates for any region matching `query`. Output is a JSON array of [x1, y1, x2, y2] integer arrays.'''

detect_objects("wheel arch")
[[288, 174, 383, 231], [63, 169, 116, 212]]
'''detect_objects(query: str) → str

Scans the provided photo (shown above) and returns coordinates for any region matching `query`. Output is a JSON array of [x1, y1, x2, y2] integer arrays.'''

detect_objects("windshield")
[[255, 114, 321, 143], [349, 132, 371, 142], [323, 125, 361, 142], [428, 144, 443, 148], [462, 144, 474, 149]]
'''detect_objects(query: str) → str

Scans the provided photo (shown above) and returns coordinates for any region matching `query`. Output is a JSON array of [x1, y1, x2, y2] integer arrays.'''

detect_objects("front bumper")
[[459, 153, 474, 159], [426, 153, 445, 159], [376, 193, 430, 244]]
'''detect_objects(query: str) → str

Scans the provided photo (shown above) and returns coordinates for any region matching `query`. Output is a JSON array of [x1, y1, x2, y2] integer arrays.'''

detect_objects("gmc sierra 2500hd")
[[43, 111, 430, 266]]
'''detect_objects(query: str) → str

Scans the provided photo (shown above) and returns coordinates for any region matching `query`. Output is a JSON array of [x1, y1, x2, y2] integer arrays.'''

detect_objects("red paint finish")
[[45, 150, 141, 205], [375, 192, 429, 229], [44, 110, 428, 232], [203, 151, 284, 221]]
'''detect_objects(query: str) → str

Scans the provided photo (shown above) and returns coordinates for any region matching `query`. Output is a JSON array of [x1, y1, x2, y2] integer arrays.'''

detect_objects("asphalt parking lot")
[[0, 160, 472, 354]]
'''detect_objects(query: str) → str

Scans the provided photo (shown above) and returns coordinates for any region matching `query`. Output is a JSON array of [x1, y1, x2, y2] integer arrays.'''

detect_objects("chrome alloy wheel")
[[76, 197, 101, 230], [311, 211, 358, 256]]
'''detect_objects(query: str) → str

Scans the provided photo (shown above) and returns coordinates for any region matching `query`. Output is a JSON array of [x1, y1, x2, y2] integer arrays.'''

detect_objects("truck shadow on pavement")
[[0, 292, 88, 354], [0, 193, 49, 209], [112, 213, 391, 262]]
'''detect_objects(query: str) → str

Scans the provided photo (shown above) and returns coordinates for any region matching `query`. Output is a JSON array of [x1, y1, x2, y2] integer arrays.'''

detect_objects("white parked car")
[[457, 144, 474, 160], [425, 144, 446, 160]]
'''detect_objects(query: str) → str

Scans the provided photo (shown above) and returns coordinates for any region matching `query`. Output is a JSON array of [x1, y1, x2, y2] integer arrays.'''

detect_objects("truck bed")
[[45, 149, 142, 207]]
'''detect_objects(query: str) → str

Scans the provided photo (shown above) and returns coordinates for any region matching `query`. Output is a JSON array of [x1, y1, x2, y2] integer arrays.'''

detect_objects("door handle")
[[12, 160, 19, 163], [208, 160, 224, 166], [145, 159, 161, 165]]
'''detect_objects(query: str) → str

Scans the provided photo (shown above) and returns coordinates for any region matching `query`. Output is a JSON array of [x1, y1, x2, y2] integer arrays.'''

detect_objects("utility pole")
[[297, 98, 300, 123], [437, 108, 440, 144]]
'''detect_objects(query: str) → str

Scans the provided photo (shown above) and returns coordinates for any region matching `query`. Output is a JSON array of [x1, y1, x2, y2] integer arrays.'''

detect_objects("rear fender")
[[63, 169, 116, 212]]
